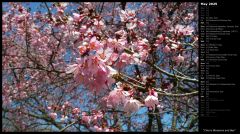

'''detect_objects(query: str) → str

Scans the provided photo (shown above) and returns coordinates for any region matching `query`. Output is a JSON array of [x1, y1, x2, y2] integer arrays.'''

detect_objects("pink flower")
[[93, 125, 103, 132], [138, 21, 145, 27], [57, 8, 64, 14], [171, 43, 178, 50], [149, 89, 158, 98], [82, 115, 91, 124], [78, 45, 87, 55], [126, 10, 136, 18], [115, 30, 127, 38], [72, 108, 80, 114], [174, 24, 194, 35], [123, 98, 143, 114], [47, 50, 52, 55], [73, 13, 82, 22], [185, 13, 194, 21], [89, 76, 106, 93], [65, 64, 78, 74], [139, 50, 148, 61], [16, 14, 25, 23], [120, 53, 131, 63], [60, 115, 68, 122], [126, 22, 137, 30], [156, 34, 164, 44], [80, 25, 87, 33], [109, 53, 118, 63], [91, 111, 104, 124], [163, 45, 171, 53], [119, 9, 136, 22], [157, 104, 164, 109], [89, 36, 102, 50], [97, 47, 113, 62], [144, 95, 159, 109], [94, 19, 105, 30], [74, 54, 116, 94], [107, 88, 129, 108], [104, 128, 110, 132], [64, 101, 71, 106], [96, 111, 103, 119], [136, 39, 148, 51], [20, 91, 27, 98], [184, 26, 194, 35], [49, 112, 57, 120], [175, 54, 185, 63]]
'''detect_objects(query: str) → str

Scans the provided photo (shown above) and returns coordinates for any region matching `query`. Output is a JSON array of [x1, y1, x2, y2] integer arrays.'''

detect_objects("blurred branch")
[[60, 120, 77, 132], [146, 111, 153, 132], [155, 107, 163, 132], [146, 61, 198, 83], [171, 103, 178, 132]]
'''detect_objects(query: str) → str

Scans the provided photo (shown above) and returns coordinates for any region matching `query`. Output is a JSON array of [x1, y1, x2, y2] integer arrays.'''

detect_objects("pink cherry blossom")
[[119, 9, 136, 22], [92, 125, 103, 132], [175, 54, 185, 63], [107, 87, 130, 108], [126, 22, 137, 30], [80, 25, 87, 33], [173, 24, 194, 35], [109, 52, 118, 63], [149, 89, 158, 98], [163, 45, 171, 53], [104, 128, 110, 132], [115, 30, 127, 38], [157, 104, 164, 109], [60, 115, 68, 122], [82, 115, 91, 124], [138, 20, 145, 27], [139, 50, 148, 61], [144, 95, 159, 110], [72, 108, 80, 114], [93, 19, 105, 30], [64, 101, 71, 107], [120, 52, 131, 63], [89, 36, 103, 50], [73, 13, 83, 22], [57, 8, 64, 14], [49, 112, 57, 120], [78, 45, 87, 55], [156, 34, 164, 44], [123, 97, 143, 114], [65, 64, 78, 74], [171, 43, 178, 50], [19, 91, 27, 99]]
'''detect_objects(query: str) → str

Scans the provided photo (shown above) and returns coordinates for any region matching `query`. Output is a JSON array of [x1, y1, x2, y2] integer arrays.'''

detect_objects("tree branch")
[[146, 61, 198, 83]]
